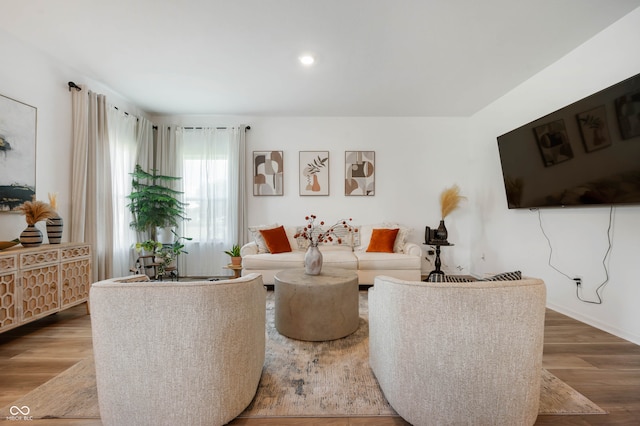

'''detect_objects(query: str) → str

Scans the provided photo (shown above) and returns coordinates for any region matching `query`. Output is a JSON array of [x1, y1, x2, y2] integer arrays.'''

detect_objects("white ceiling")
[[1, 0, 639, 117]]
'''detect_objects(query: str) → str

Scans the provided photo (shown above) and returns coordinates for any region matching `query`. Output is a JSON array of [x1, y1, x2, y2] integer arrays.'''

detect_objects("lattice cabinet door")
[[19, 247, 61, 322], [20, 263, 60, 322], [0, 252, 18, 332], [61, 245, 92, 309]]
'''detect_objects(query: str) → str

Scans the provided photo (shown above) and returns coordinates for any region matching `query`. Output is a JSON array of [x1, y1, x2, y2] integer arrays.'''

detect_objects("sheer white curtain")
[[176, 127, 240, 277], [135, 117, 155, 174], [70, 87, 113, 281], [107, 107, 139, 276]]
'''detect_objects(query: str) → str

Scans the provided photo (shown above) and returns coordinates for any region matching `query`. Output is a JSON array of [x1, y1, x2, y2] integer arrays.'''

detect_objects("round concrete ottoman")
[[274, 267, 359, 341]]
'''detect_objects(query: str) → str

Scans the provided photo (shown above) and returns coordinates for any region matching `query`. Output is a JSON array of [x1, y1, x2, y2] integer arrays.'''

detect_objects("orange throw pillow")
[[366, 228, 399, 253], [259, 225, 292, 254]]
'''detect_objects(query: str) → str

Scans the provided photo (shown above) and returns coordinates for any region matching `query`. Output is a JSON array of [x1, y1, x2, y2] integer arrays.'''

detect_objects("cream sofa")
[[369, 275, 546, 426], [240, 223, 422, 284], [90, 273, 266, 426]]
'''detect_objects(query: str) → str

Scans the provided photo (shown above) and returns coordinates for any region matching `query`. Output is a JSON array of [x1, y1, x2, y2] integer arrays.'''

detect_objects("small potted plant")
[[224, 244, 242, 266], [134, 240, 162, 255], [133, 231, 191, 279]]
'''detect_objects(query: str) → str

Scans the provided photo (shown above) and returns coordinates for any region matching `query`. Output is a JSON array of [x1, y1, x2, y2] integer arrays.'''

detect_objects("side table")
[[423, 240, 454, 281], [136, 254, 177, 281], [223, 263, 242, 278], [274, 267, 359, 341]]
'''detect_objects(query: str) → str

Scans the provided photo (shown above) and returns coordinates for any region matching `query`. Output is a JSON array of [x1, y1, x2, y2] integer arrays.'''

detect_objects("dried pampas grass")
[[48, 192, 58, 211], [17, 200, 56, 226], [440, 184, 466, 219]]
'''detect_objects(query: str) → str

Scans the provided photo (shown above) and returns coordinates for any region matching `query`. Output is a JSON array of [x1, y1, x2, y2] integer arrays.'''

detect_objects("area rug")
[[1, 292, 606, 419]]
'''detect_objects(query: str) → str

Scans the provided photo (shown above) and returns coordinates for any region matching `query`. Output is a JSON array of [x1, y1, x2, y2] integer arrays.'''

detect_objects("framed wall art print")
[[0, 94, 37, 211], [345, 151, 375, 196], [253, 151, 284, 196], [299, 151, 329, 196]]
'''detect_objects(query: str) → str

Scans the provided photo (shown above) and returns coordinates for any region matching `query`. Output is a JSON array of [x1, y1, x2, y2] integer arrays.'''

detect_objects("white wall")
[[0, 29, 74, 241], [153, 115, 473, 275], [469, 8, 640, 344], [0, 30, 151, 243]]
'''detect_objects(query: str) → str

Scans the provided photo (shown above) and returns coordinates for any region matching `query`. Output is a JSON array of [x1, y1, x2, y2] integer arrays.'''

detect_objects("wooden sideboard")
[[0, 243, 92, 333]]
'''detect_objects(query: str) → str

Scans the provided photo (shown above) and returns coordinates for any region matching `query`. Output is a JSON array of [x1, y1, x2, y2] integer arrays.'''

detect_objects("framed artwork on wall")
[[299, 151, 329, 196], [253, 151, 284, 196], [533, 119, 574, 167], [576, 105, 612, 152], [0, 94, 37, 212], [345, 151, 375, 196]]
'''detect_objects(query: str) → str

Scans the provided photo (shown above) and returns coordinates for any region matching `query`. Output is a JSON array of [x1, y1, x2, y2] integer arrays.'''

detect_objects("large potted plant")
[[127, 164, 189, 242]]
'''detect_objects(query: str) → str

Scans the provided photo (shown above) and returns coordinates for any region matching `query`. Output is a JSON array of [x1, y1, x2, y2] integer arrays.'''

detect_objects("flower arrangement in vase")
[[16, 199, 56, 247], [436, 184, 466, 241], [294, 215, 356, 275]]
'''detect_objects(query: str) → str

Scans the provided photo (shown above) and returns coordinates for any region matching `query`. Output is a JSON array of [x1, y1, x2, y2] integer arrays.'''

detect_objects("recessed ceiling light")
[[299, 54, 315, 66]]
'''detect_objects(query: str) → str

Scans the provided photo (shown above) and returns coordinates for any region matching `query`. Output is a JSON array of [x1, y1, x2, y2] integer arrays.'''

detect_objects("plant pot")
[[156, 227, 175, 244], [231, 256, 242, 266]]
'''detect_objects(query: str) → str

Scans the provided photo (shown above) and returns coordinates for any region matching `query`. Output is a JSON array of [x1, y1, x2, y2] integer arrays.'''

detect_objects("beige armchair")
[[90, 273, 266, 426], [369, 275, 546, 426]]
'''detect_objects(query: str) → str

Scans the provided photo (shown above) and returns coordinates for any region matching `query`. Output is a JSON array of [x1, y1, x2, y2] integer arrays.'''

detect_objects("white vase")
[[156, 227, 174, 244], [304, 245, 323, 275]]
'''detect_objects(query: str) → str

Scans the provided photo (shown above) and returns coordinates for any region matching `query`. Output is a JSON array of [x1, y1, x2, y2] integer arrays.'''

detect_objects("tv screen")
[[497, 72, 640, 209]]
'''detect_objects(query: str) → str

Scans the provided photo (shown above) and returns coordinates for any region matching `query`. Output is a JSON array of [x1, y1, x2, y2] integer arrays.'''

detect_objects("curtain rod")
[[68, 81, 251, 132], [179, 126, 251, 131]]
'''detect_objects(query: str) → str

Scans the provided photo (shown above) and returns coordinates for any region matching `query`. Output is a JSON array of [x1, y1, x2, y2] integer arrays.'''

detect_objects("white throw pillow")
[[248, 223, 279, 253], [284, 226, 301, 251], [295, 226, 311, 249], [382, 222, 412, 253], [355, 224, 381, 252]]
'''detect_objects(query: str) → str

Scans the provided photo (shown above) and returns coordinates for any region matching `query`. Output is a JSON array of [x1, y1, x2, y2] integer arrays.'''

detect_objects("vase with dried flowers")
[[436, 184, 466, 241], [17, 199, 56, 247], [46, 192, 63, 244], [294, 215, 355, 275]]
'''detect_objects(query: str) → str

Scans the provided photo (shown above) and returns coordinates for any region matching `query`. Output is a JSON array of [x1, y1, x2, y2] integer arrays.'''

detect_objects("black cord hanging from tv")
[[537, 207, 612, 304]]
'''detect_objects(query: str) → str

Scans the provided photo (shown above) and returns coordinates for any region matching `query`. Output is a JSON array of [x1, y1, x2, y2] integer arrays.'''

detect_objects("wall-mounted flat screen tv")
[[497, 72, 640, 209]]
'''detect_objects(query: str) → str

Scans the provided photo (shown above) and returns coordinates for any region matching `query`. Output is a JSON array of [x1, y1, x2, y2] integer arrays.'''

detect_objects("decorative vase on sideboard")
[[304, 244, 323, 275], [46, 216, 63, 244], [20, 225, 43, 247]]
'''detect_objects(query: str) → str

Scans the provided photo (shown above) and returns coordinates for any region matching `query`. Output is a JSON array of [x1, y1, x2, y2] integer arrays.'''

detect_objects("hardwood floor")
[[1, 302, 639, 425]]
